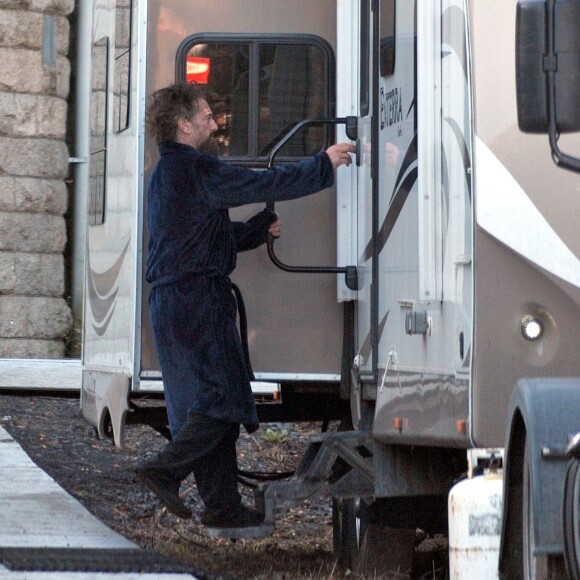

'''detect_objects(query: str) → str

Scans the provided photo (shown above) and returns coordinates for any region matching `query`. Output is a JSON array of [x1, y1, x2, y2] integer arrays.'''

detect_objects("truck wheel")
[[523, 436, 567, 579], [333, 497, 418, 575], [332, 497, 364, 571], [563, 458, 580, 579]]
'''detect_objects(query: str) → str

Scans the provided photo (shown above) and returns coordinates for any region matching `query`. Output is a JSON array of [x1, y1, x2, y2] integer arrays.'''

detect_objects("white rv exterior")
[[79, 0, 580, 577]]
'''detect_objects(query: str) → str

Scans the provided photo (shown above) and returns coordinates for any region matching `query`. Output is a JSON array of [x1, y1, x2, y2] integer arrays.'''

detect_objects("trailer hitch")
[[266, 117, 359, 291], [254, 430, 374, 530]]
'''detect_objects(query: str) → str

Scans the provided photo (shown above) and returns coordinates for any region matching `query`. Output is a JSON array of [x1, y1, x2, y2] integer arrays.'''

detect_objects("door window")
[[380, 0, 396, 77], [177, 35, 335, 164], [113, 0, 132, 133]]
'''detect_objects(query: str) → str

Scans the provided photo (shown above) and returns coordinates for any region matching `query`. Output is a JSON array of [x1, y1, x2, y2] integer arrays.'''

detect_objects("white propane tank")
[[448, 472, 503, 579]]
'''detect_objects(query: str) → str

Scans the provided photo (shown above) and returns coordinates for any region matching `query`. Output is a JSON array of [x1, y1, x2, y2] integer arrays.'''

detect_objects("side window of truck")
[[114, 0, 132, 133], [89, 36, 108, 226], [89, 2, 132, 228], [177, 34, 335, 164]]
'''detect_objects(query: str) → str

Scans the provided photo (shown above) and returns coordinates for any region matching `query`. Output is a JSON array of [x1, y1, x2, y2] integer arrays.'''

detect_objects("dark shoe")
[[135, 467, 191, 519]]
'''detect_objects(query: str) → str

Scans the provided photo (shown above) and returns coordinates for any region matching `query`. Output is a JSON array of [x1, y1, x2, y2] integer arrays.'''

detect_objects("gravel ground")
[[0, 393, 448, 579]]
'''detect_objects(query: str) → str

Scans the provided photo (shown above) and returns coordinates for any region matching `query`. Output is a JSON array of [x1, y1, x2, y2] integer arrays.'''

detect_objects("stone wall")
[[0, 0, 74, 358]]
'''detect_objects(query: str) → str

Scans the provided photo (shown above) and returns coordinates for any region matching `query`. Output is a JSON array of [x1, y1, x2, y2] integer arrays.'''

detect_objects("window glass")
[[257, 44, 327, 157], [89, 36, 108, 226], [380, 0, 396, 77], [180, 36, 334, 162], [114, 0, 132, 133], [186, 43, 251, 156], [360, 0, 370, 116]]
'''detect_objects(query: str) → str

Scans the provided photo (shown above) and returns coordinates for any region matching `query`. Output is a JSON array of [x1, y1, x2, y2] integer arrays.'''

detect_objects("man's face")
[[187, 99, 218, 150]]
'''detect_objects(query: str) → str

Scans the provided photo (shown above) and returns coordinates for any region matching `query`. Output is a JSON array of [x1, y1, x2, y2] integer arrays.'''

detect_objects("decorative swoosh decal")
[[359, 122, 469, 266], [87, 237, 130, 336], [442, 148, 450, 238], [444, 116, 472, 201], [358, 310, 389, 365], [407, 97, 416, 130], [360, 134, 419, 263]]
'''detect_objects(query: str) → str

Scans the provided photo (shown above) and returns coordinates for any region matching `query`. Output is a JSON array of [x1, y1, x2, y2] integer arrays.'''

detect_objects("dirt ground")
[[0, 393, 448, 579]]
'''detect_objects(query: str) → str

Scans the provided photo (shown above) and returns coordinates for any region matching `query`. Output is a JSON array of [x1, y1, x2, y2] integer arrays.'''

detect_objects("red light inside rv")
[[186, 57, 210, 84]]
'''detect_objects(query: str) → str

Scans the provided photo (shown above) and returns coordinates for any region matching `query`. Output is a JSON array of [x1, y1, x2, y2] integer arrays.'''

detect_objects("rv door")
[[350, 0, 418, 385]]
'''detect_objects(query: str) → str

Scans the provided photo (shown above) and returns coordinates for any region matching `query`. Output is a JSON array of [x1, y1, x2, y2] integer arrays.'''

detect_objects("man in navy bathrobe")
[[136, 82, 355, 532]]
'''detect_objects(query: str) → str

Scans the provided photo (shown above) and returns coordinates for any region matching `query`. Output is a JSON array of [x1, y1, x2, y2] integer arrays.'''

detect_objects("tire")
[[333, 496, 419, 576], [332, 497, 365, 571], [563, 458, 580, 580], [523, 436, 567, 579], [331, 419, 365, 570]]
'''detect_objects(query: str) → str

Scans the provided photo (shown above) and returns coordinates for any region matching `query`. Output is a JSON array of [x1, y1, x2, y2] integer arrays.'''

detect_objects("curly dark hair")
[[146, 82, 207, 145]]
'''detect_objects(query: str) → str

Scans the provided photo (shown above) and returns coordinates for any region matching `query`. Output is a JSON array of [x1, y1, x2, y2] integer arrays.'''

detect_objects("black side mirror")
[[516, 0, 580, 171]]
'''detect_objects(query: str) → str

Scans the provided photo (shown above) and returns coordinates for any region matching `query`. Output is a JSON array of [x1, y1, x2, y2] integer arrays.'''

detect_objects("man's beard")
[[198, 136, 220, 156]]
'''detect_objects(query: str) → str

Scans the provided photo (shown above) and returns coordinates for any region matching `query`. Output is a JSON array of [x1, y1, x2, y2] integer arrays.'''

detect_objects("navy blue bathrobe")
[[146, 141, 334, 437]]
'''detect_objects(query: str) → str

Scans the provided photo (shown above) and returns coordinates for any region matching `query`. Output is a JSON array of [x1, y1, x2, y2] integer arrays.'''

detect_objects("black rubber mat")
[[0, 547, 197, 574]]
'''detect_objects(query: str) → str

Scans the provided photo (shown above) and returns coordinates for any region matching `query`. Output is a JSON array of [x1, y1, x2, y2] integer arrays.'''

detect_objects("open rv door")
[[81, 0, 144, 446], [82, 0, 358, 446], [140, 0, 349, 418]]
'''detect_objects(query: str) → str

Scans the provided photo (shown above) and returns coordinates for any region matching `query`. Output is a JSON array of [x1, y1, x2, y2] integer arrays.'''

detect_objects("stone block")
[[0, 177, 68, 213], [14, 252, 64, 296], [0, 137, 69, 179], [0, 93, 67, 139], [0, 0, 74, 15], [0, 48, 45, 93], [16, 178, 68, 213], [36, 96, 68, 138], [0, 48, 70, 98], [0, 252, 15, 293], [0, 251, 64, 296], [0, 212, 66, 252], [0, 10, 40, 50], [0, 337, 65, 358], [0, 177, 13, 210], [27, 296, 72, 338], [0, 295, 27, 336], [0, 92, 27, 136], [0, 295, 71, 339], [55, 53, 70, 98], [29, 0, 74, 14]]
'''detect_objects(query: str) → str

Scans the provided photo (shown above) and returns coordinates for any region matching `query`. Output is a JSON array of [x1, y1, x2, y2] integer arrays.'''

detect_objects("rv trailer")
[[79, 0, 580, 577]]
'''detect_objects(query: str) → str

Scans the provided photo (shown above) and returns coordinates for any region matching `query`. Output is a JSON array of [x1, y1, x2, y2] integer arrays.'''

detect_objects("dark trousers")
[[147, 412, 241, 516]]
